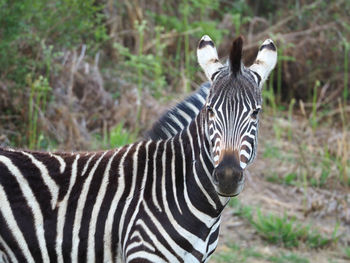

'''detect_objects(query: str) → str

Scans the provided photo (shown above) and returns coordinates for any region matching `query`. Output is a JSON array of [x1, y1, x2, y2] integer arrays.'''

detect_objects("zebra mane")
[[144, 82, 210, 140]]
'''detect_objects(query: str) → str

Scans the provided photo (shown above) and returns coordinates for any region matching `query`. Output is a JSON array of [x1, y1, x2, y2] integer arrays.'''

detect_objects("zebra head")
[[197, 35, 277, 197]]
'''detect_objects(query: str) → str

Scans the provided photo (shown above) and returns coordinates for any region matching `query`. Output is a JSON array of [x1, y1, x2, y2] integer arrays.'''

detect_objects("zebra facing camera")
[[0, 35, 277, 262], [197, 35, 277, 197]]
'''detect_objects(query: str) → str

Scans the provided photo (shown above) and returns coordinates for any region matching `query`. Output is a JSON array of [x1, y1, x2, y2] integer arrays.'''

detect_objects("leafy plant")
[[252, 210, 334, 248], [344, 41, 349, 102], [253, 211, 302, 247], [109, 121, 137, 148], [310, 80, 320, 131], [26, 74, 52, 149], [232, 201, 336, 249], [0, 0, 107, 83]]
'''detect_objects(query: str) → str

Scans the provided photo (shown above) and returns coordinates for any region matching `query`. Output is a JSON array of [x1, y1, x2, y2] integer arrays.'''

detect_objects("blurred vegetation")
[[229, 199, 338, 249], [1, 0, 349, 148], [0, 0, 349, 181], [0, 0, 348, 176], [1, 1, 349, 261]]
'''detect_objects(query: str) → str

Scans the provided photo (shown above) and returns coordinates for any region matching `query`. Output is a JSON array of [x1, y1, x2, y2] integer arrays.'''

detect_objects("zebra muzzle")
[[213, 154, 244, 197]]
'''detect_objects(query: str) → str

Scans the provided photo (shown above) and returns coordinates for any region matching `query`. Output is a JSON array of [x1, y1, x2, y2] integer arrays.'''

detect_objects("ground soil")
[[211, 123, 350, 263]]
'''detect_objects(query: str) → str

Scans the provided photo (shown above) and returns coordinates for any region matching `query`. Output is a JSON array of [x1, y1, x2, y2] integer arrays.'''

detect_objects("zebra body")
[[0, 35, 277, 262], [0, 117, 224, 263]]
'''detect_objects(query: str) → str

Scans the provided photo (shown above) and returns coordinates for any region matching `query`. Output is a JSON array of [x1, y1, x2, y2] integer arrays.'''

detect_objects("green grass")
[[211, 242, 310, 263], [266, 172, 298, 186], [27, 75, 52, 149], [211, 243, 264, 263], [263, 144, 282, 159], [109, 121, 137, 148], [268, 253, 310, 263], [253, 211, 302, 248], [253, 210, 334, 248], [344, 246, 350, 259], [261, 121, 350, 189], [344, 41, 349, 102], [230, 200, 335, 249]]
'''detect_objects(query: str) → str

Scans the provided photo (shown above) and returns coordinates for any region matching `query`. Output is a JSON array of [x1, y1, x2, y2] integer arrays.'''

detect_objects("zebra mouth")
[[214, 172, 245, 197], [217, 182, 245, 197], [218, 192, 240, 197]]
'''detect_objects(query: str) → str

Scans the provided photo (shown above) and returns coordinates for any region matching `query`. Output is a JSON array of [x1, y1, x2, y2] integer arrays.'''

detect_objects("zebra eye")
[[251, 108, 260, 120], [207, 106, 215, 117]]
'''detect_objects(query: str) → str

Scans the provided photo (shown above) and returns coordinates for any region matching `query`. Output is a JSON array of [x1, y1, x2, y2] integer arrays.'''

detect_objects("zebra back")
[[144, 82, 210, 140]]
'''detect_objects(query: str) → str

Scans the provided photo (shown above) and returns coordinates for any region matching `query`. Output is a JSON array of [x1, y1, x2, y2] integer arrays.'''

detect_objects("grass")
[[211, 243, 264, 263], [135, 20, 147, 133], [344, 246, 350, 260], [266, 172, 298, 186], [252, 210, 332, 248], [268, 253, 310, 263], [27, 74, 51, 149], [260, 104, 350, 188], [310, 80, 320, 131], [287, 98, 296, 141], [230, 200, 336, 249], [344, 41, 349, 102], [211, 242, 310, 263], [109, 121, 137, 148]]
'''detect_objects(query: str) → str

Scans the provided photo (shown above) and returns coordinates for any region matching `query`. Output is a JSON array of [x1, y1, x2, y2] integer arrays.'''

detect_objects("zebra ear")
[[249, 39, 277, 87], [197, 35, 223, 82], [229, 36, 243, 76]]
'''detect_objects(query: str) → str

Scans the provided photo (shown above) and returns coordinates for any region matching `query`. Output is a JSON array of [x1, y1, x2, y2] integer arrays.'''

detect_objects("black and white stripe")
[[0, 36, 277, 263], [0, 120, 224, 262], [145, 82, 210, 141]]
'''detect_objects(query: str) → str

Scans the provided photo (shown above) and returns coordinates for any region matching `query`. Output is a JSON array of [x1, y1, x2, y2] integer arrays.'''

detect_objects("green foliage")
[[263, 77, 277, 117], [232, 201, 335, 249], [253, 211, 302, 247], [109, 121, 137, 148], [252, 210, 335, 248], [344, 41, 349, 102], [212, 241, 310, 263], [310, 145, 331, 187], [211, 243, 264, 263], [149, 0, 252, 91], [0, 0, 107, 83], [310, 80, 320, 131], [26, 75, 52, 149], [263, 144, 282, 159], [114, 41, 166, 98], [344, 246, 350, 259], [267, 172, 298, 186], [268, 253, 310, 263]]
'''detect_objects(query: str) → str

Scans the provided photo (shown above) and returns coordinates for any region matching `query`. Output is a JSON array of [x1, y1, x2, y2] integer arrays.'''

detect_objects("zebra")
[[144, 82, 210, 140], [145, 38, 276, 142], [0, 35, 277, 263]]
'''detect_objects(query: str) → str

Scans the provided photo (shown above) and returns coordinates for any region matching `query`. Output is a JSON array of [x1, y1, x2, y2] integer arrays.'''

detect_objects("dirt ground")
[[210, 122, 350, 263]]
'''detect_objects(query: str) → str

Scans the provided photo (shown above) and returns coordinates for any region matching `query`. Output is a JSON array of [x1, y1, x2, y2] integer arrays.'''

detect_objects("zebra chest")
[[122, 207, 221, 263]]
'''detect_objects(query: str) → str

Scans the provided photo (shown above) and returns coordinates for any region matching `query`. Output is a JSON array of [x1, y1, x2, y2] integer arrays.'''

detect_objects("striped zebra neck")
[[145, 82, 210, 140], [179, 110, 230, 212]]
